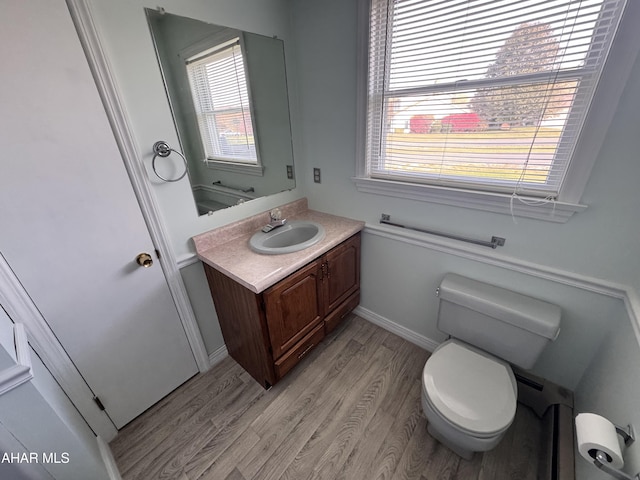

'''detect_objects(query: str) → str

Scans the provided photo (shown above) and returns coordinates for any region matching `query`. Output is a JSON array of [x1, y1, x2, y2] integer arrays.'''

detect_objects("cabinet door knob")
[[136, 253, 153, 268], [321, 261, 329, 280]]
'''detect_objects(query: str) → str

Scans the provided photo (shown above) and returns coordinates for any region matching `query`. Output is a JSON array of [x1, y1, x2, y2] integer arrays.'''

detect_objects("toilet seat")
[[423, 339, 517, 436]]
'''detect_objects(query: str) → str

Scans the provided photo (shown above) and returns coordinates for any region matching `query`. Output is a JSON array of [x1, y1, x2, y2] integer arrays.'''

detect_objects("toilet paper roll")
[[576, 413, 624, 469]]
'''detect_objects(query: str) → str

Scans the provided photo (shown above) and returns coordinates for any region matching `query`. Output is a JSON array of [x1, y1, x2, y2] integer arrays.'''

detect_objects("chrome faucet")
[[262, 209, 287, 233]]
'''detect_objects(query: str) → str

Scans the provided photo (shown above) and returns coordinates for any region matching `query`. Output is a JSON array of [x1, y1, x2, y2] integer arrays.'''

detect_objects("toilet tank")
[[437, 273, 561, 369]]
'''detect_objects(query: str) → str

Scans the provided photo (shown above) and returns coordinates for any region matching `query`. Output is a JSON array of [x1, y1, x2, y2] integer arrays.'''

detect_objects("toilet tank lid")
[[438, 273, 561, 340]]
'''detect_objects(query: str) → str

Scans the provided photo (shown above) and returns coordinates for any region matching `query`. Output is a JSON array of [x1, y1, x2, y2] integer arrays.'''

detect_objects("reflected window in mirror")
[[186, 38, 259, 166]]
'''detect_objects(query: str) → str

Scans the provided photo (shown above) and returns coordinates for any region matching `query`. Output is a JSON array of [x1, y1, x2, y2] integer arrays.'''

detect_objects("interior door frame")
[[0, 0, 210, 442]]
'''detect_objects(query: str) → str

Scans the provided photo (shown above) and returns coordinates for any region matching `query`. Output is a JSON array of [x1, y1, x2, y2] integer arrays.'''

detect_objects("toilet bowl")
[[422, 274, 561, 459], [421, 339, 517, 459]]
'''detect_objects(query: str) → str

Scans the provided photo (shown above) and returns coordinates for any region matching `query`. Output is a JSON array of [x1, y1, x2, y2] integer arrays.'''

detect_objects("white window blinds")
[[186, 39, 257, 164], [367, 0, 627, 197]]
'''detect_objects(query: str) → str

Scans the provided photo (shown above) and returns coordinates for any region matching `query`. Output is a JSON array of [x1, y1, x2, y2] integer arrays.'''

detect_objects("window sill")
[[205, 159, 264, 176], [352, 177, 587, 223]]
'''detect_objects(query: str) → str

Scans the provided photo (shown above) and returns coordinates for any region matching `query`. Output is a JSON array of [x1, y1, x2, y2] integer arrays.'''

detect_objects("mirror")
[[145, 9, 296, 215]]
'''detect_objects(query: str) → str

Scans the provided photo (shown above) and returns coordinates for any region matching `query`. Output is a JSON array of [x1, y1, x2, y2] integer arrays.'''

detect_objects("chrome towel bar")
[[212, 180, 255, 193], [380, 214, 506, 249]]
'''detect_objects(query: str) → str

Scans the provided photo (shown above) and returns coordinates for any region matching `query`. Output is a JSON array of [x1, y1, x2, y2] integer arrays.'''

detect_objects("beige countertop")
[[192, 199, 364, 293]]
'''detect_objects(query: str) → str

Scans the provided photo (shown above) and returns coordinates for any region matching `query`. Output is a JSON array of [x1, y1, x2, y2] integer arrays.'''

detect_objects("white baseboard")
[[96, 435, 122, 480], [208, 345, 228, 367], [353, 305, 440, 352]]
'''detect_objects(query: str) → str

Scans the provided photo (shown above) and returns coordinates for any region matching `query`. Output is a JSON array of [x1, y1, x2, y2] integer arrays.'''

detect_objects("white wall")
[[360, 234, 629, 389], [285, 0, 640, 391], [574, 313, 640, 480], [180, 262, 223, 355]]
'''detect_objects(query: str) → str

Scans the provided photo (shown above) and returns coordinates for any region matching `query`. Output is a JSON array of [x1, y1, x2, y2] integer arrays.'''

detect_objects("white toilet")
[[422, 273, 561, 460]]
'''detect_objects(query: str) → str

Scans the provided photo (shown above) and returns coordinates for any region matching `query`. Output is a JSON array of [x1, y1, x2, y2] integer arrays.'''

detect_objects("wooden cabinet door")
[[263, 260, 323, 359], [323, 233, 361, 313]]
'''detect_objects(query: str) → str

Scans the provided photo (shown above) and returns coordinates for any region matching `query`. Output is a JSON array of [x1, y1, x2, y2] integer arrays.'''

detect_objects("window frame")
[[180, 31, 264, 177], [354, 0, 640, 222]]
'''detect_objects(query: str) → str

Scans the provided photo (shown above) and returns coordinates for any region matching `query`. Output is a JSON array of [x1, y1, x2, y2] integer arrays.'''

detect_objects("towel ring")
[[151, 141, 188, 182]]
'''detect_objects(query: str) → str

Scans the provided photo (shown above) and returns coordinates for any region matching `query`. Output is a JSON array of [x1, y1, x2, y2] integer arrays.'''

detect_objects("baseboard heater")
[[514, 368, 575, 480]]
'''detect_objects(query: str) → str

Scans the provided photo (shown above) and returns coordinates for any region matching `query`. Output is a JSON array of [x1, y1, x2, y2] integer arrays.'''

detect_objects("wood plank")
[[302, 348, 399, 479], [304, 336, 427, 480], [223, 468, 247, 480], [120, 377, 261, 479], [236, 339, 366, 479], [153, 381, 265, 480], [248, 315, 369, 435], [246, 344, 395, 480], [185, 425, 260, 479], [378, 341, 429, 418], [111, 316, 548, 480], [332, 407, 395, 480], [361, 381, 424, 480], [112, 357, 243, 465], [186, 324, 364, 479], [419, 434, 461, 480], [390, 417, 436, 480]]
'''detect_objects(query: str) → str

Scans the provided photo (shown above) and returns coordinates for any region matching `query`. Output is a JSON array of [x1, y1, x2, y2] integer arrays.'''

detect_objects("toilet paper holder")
[[591, 423, 637, 480], [615, 424, 636, 447]]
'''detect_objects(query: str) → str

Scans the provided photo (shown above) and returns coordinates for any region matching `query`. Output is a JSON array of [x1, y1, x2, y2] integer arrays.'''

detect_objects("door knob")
[[136, 253, 153, 268]]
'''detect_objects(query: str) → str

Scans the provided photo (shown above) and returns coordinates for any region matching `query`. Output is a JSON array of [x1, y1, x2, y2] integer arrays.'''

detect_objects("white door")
[[0, 0, 199, 428]]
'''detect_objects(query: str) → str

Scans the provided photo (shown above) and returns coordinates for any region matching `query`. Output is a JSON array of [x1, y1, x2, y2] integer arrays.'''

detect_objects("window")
[[358, 0, 632, 220], [186, 38, 257, 165]]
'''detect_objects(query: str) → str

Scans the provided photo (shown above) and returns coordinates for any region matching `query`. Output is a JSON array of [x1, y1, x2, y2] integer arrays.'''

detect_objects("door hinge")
[[94, 396, 106, 411]]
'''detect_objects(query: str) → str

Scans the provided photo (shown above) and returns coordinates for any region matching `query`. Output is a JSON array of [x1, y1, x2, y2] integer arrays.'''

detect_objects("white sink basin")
[[249, 221, 325, 255]]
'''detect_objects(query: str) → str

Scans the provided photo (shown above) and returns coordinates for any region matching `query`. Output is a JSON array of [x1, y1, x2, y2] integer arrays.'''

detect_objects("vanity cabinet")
[[203, 232, 360, 388]]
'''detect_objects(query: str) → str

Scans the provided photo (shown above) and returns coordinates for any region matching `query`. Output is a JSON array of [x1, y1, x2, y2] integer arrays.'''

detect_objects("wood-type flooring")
[[110, 315, 544, 480]]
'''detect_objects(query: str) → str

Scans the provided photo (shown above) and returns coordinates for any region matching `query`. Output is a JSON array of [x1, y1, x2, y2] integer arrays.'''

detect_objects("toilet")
[[421, 273, 561, 460]]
